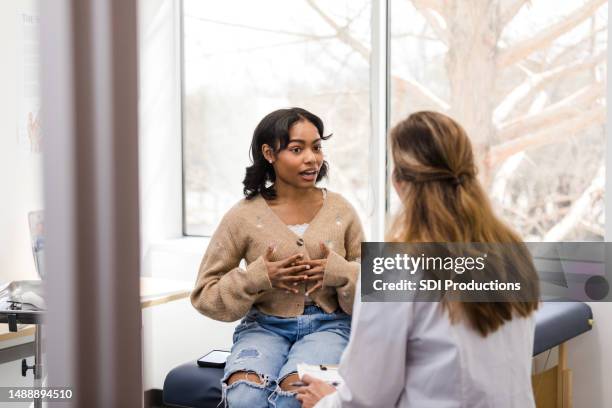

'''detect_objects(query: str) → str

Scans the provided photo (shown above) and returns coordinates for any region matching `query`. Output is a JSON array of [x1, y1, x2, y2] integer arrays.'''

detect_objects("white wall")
[[568, 302, 612, 407], [0, 0, 41, 284], [138, 0, 236, 391], [572, 5, 612, 406], [0, 0, 40, 398]]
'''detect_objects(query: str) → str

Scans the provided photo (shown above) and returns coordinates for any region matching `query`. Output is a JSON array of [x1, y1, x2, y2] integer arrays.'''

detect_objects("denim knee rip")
[[267, 372, 300, 408], [220, 370, 301, 408], [221, 369, 272, 408], [221, 346, 269, 407]]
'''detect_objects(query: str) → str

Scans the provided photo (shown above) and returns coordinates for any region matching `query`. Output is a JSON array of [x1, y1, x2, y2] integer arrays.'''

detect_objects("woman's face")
[[266, 120, 324, 189]]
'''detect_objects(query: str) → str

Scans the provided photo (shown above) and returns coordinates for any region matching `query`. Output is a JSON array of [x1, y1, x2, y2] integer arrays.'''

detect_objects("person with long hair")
[[296, 111, 540, 408], [190, 107, 364, 408]]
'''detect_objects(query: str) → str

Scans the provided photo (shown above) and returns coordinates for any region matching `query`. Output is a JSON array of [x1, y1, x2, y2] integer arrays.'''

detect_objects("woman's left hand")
[[295, 374, 336, 408]]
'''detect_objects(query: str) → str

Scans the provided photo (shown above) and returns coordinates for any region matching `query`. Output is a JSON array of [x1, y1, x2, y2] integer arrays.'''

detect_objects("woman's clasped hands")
[[263, 242, 330, 295], [297, 242, 329, 296]]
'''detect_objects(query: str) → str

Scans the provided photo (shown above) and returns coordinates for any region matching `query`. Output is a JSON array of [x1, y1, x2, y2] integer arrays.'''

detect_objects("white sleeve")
[[315, 277, 413, 408]]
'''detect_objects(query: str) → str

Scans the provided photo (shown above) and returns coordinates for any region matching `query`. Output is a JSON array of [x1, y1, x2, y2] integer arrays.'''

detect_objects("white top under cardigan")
[[315, 277, 536, 408], [287, 189, 326, 306]]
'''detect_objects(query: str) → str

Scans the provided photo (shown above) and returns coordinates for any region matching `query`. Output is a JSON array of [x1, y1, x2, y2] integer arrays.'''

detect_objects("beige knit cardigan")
[[190, 191, 364, 322]]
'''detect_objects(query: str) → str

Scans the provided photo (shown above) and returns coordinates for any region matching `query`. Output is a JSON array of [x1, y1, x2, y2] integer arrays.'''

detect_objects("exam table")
[[163, 302, 593, 408]]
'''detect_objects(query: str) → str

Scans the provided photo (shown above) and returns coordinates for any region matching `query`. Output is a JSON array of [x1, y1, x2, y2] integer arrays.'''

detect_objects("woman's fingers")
[[278, 273, 323, 289], [279, 253, 304, 267], [296, 392, 314, 408], [306, 282, 323, 296], [279, 274, 307, 283], [302, 266, 324, 276], [281, 264, 311, 275], [304, 273, 324, 281], [296, 259, 325, 267], [319, 241, 330, 258], [277, 266, 323, 280], [302, 374, 315, 385], [276, 283, 299, 294], [263, 244, 276, 262]]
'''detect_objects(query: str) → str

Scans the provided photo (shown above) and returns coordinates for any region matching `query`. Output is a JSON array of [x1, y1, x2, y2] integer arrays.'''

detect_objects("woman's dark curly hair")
[[243, 107, 331, 200]]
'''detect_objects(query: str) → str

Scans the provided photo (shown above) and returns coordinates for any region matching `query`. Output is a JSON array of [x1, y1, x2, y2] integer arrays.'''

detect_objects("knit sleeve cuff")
[[245, 256, 273, 293], [323, 251, 359, 288]]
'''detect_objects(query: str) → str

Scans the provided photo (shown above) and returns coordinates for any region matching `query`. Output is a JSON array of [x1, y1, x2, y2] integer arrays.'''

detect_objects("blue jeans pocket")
[[232, 308, 262, 342], [233, 322, 255, 343]]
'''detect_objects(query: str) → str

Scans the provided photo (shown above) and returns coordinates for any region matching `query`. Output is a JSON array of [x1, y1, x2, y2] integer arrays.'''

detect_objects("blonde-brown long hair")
[[388, 111, 539, 336]]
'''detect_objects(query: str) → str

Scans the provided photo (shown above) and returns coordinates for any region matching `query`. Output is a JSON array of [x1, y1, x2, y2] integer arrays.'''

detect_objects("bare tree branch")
[[497, 0, 607, 68], [488, 105, 606, 167], [411, 0, 446, 16], [393, 31, 443, 42], [490, 151, 525, 202], [494, 51, 606, 122], [497, 82, 605, 140], [580, 220, 605, 237], [184, 14, 334, 40], [411, 3, 449, 45], [549, 24, 607, 68], [392, 76, 450, 111], [500, 0, 530, 27], [305, 0, 370, 58], [543, 166, 604, 241], [306, 0, 449, 111]]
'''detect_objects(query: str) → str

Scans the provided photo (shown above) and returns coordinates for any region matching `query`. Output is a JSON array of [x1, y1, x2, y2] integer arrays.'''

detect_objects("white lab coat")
[[315, 278, 536, 408]]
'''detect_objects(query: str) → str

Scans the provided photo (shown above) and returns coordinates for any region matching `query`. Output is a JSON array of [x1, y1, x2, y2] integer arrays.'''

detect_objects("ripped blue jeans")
[[222, 305, 351, 408]]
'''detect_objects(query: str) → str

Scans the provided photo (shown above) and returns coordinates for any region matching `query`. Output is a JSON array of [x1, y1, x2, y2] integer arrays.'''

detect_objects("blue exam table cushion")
[[163, 362, 223, 408], [533, 302, 592, 356]]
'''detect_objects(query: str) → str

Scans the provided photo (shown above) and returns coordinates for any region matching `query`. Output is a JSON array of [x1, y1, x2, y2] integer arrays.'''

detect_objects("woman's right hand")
[[263, 245, 310, 294]]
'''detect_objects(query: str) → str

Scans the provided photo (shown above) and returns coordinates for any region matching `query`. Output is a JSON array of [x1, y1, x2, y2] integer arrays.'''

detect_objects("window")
[[183, 0, 608, 242], [390, 0, 607, 241], [182, 0, 372, 236]]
